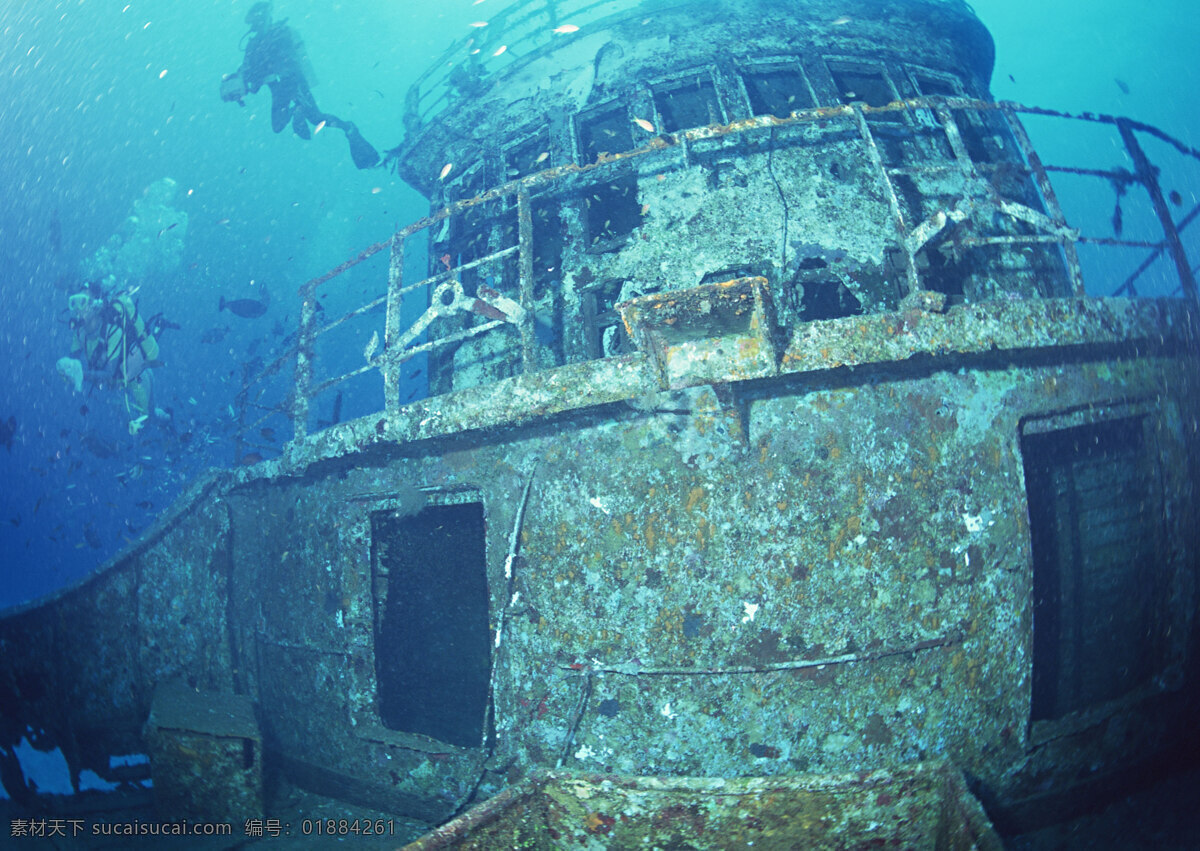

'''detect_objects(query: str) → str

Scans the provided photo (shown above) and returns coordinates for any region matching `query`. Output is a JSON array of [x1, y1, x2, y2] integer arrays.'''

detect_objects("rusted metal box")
[[618, 276, 779, 389], [405, 762, 1001, 850], [145, 682, 263, 824]]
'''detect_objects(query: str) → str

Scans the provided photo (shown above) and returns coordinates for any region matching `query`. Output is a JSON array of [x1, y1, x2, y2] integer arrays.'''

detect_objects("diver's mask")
[[68, 292, 102, 318], [245, 2, 272, 30]]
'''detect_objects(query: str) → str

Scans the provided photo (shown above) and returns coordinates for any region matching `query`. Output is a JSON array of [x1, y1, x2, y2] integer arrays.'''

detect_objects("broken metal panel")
[[146, 682, 262, 823], [618, 276, 779, 388], [404, 764, 1003, 850]]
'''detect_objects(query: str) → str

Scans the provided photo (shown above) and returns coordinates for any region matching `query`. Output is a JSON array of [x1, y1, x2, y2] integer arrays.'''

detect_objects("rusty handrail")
[[233, 97, 1198, 459]]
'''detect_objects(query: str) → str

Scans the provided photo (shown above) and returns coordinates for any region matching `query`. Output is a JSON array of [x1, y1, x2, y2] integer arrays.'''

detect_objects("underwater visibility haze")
[[0, 0, 1196, 606], [0, 0, 1198, 845]]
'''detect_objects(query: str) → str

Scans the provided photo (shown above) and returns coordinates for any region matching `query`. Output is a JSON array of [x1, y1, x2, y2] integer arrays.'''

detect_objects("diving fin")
[[292, 111, 311, 140], [345, 124, 380, 169]]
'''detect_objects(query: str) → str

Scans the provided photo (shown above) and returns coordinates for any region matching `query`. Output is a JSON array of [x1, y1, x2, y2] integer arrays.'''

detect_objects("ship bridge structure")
[[2, 0, 1199, 843]]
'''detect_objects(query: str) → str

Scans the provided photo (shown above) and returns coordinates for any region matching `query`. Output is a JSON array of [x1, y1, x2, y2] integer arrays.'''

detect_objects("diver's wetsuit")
[[237, 19, 379, 168], [241, 21, 333, 137]]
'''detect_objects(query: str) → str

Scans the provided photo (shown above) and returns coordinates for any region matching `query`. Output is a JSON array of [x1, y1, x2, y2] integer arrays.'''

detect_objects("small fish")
[[831, 15, 852, 25], [438, 162, 454, 180], [1, 415, 16, 451], [535, 151, 549, 164], [493, 45, 507, 57], [80, 431, 120, 459], [216, 217, 231, 226], [136, 500, 154, 510], [1114, 78, 1130, 95], [260, 427, 276, 441], [553, 23, 579, 33], [1169, 190, 1183, 206], [200, 325, 231, 344], [313, 119, 327, 135], [470, 21, 488, 28], [220, 295, 268, 319], [240, 452, 264, 466], [84, 524, 103, 549], [633, 117, 656, 133]]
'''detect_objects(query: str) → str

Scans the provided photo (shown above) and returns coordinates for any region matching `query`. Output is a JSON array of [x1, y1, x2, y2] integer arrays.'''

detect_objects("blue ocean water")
[[0, 0, 1197, 610]]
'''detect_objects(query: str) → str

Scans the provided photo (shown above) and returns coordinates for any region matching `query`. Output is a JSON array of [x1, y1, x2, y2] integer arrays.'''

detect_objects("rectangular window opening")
[[578, 106, 633, 163], [653, 75, 724, 132], [743, 64, 815, 119], [829, 61, 903, 123], [504, 130, 553, 181], [583, 174, 642, 250], [913, 71, 1000, 163], [1022, 415, 1166, 722], [371, 501, 491, 748]]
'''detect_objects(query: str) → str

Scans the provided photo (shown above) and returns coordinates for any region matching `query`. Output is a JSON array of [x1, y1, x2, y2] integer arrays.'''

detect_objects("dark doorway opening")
[[1022, 416, 1164, 722], [371, 502, 491, 747]]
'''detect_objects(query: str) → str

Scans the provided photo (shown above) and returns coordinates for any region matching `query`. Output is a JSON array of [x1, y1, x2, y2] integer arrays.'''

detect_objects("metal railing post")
[[516, 187, 537, 372], [1117, 118, 1199, 302], [850, 103, 921, 296], [384, 234, 405, 415], [1003, 106, 1086, 296], [292, 284, 316, 441]]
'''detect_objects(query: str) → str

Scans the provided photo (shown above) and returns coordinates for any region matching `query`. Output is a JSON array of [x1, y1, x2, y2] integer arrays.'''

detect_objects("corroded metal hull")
[[3, 0, 1198, 838]]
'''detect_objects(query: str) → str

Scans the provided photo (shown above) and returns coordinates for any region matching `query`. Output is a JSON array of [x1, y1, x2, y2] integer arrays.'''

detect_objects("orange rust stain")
[[685, 486, 706, 514], [828, 528, 846, 560], [776, 500, 787, 512], [645, 518, 658, 552]]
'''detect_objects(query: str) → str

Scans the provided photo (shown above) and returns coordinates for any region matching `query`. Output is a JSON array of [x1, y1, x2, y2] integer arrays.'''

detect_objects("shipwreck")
[[2, 0, 1198, 845]]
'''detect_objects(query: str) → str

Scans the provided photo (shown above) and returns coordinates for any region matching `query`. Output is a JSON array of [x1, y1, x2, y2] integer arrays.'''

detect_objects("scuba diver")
[[220, 2, 380, 170], [57, 285, 167, 435]]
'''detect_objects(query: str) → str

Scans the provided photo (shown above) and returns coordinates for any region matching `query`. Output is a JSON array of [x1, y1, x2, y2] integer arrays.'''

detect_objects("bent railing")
[[234, 98, 1200, 461]]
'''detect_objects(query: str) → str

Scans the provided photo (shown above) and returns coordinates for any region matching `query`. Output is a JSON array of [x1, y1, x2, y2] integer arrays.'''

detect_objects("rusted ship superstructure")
[[2, 0, 1198, 842]]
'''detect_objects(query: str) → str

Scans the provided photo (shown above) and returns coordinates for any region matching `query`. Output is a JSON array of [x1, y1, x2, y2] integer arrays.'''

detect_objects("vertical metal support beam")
[[383, 234, 405, 416], [851, 104, 920, 295], [292, 284, 316, 442], [516, 187, 537, 372], [1117, 118, 1199, 302], [934, 103, 974, 178], [1003, 107, 1086, 296], [233, 383, 247, 463]]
